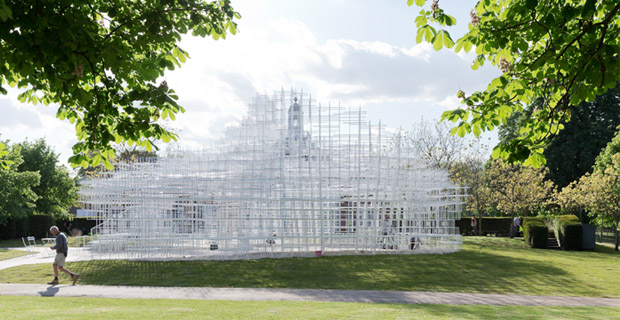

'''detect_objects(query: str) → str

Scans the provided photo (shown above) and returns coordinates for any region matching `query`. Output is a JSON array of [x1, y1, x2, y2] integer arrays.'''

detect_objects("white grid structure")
[[79, 90, 464, 260]]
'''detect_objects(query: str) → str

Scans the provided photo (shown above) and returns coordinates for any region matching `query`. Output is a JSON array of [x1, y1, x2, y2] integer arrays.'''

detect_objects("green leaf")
[[441, 31, 454, 48], [472, 124, 481, 137], [416, 27, 425, 43], [463, 41, 472, 52], [415, 0, 425, 6], [424, 26, 435, 42], [456, 125, 467, 137], [445, 15, 456, 26], [415, 16, 427, 28], [433, 33, 443, 51]]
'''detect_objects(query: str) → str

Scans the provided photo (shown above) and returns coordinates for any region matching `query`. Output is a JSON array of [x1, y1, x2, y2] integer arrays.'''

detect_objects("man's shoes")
[[72, 274, 79, 285], [47, 279, 59, 285]]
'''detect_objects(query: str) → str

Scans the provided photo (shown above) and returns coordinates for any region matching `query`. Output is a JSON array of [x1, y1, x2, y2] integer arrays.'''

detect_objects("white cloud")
[[2, 1, 498, 164]]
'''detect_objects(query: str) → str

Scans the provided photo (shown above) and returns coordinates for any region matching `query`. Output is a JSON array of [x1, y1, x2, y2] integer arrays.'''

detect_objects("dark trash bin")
[[582, 223, 595, 250]]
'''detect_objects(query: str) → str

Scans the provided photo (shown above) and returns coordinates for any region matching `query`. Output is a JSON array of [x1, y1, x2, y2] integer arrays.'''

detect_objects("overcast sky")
[[0, 0, 499, 167]]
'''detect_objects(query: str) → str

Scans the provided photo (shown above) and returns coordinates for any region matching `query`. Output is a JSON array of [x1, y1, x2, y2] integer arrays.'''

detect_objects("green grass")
[[0, 237, 88, 248], [0, 296, 618, 320], [2, 237, 619, 298], [0, 248, 29, 261], [0, 239, 25, 248]]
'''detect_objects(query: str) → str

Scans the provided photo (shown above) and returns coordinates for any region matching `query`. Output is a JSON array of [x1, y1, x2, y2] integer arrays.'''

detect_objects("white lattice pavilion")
[[79, 90, 464, 260]]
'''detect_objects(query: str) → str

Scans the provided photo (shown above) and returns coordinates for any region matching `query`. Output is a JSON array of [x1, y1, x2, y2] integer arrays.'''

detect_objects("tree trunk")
[[615, 220, 619, 251]]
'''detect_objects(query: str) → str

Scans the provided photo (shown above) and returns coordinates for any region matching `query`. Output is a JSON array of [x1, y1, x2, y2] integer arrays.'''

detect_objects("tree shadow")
[[65, 248, 596, 297]]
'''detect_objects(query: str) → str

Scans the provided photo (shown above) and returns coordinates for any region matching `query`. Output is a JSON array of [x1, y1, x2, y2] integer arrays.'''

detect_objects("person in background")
[[471, 215, 478, 236], [511, 216, 521, 238]]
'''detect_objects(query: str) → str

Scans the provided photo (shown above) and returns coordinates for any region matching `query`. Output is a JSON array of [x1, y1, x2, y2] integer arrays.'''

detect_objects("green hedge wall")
[[0, 216, 28, 239], [456, 217, 513, 236], [523, 217, 548, 249], [0, 215, 97, 239], [552, 215, 582, 250], [28, 215, 54, 238]]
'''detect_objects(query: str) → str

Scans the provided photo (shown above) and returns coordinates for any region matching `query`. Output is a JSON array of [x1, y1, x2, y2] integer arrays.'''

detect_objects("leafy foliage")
[[409, 0, 620, 167], [486, 159, 555, 217], [0, 143, 40, 226], [579, 154, 620, 250], [502, 83, 620, 188], [0, 0, 239, 169], [15, 139, 78, 217]]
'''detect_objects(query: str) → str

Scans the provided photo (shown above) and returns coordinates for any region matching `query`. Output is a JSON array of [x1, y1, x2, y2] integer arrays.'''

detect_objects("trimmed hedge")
[[456, 217, 513, 236], [0, 216, 28, 239], [551, 215, 582, 250], [0, 215, 97, 240], [523, 217, 548, 249], [28, 215, 54, 238]]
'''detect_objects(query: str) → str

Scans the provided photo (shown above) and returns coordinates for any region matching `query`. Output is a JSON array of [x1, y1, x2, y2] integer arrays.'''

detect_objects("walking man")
[[48, 226, 79, 285]]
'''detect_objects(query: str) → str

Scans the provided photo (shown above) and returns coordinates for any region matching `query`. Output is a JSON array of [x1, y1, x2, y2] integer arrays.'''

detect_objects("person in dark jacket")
[[48, 226, 79, 285]]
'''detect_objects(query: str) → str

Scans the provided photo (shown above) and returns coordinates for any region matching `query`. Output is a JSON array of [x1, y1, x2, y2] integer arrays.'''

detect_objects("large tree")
[[409, 0, 620, 167], [0, 141, 40, 226], [401, 119, 485, 171], [0, 0, 239, 169], [451, 157, 493, 235], [16, 139, 77, 217], [578, 154, 620, 251], [499, 83, 620, 188], [486, 159, 555, 218]]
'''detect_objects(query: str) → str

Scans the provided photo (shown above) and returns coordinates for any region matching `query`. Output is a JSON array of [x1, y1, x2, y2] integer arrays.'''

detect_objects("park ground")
[[1, 237, 619, 319]]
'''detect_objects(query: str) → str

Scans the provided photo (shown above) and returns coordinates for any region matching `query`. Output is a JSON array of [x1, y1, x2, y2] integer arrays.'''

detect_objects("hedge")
[[456, 217, 513, 236], [523, 217, 548, 249], [0, 216, 28, 240], [551, 215, 582, 250], [0, 215, 97, 240], [28, 215, 54, 238]]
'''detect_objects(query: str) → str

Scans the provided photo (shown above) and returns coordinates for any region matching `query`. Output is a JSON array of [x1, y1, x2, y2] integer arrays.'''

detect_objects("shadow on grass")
[[67, 248, 576, 295]]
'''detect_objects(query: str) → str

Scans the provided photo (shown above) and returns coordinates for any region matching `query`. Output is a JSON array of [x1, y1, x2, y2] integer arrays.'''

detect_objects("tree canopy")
[[16, 139, 77, 216], [409, 0, 620, 167], [0, 138, 78, 226], [499, 83, 620, 188], [0, 0, 239, 169], [0, 139, 40, 226], [486, 159, 555, 217]]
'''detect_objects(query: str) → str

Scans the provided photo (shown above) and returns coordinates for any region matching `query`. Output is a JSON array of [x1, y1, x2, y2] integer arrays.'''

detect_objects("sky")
[[0, 0, 500, 167]]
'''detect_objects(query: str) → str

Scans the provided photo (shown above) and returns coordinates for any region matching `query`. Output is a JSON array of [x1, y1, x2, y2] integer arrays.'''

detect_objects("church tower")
[[287, 97, 304, 142]]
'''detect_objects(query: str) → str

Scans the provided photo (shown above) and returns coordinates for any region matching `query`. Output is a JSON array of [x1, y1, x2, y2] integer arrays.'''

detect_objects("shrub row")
[[456, 217, 513, 236], [551, 215, 582, 250], [523, 217, 548, 249], [0, 215, 97, 240]]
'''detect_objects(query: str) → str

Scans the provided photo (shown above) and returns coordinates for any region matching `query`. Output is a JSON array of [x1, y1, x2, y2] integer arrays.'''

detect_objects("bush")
[[0, 216, 28, 239], [551, 215, 582, 250], [523, 217, 548, 248], [28, 214, 54, 238], [456, 217, 513, 236]]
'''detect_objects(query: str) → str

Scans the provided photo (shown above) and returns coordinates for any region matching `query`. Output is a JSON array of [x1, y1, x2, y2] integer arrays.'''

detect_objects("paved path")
[[1, 284, 620, 307], [3, 249, 620, 307]]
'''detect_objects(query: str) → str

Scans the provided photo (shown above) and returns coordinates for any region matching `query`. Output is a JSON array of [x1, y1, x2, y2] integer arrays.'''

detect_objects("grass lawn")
[[1, 237, 619, 298], [0, 237, 87, 248], [0, 248, 29, 261], [0, 238, 26, 248], [0, 296, 618, 320]]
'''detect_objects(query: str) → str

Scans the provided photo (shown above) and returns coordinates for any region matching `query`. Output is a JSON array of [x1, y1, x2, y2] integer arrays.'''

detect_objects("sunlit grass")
[[2, 237, 619, 298], [0, 248, 29, 261], [0, 296, 619, 320]]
